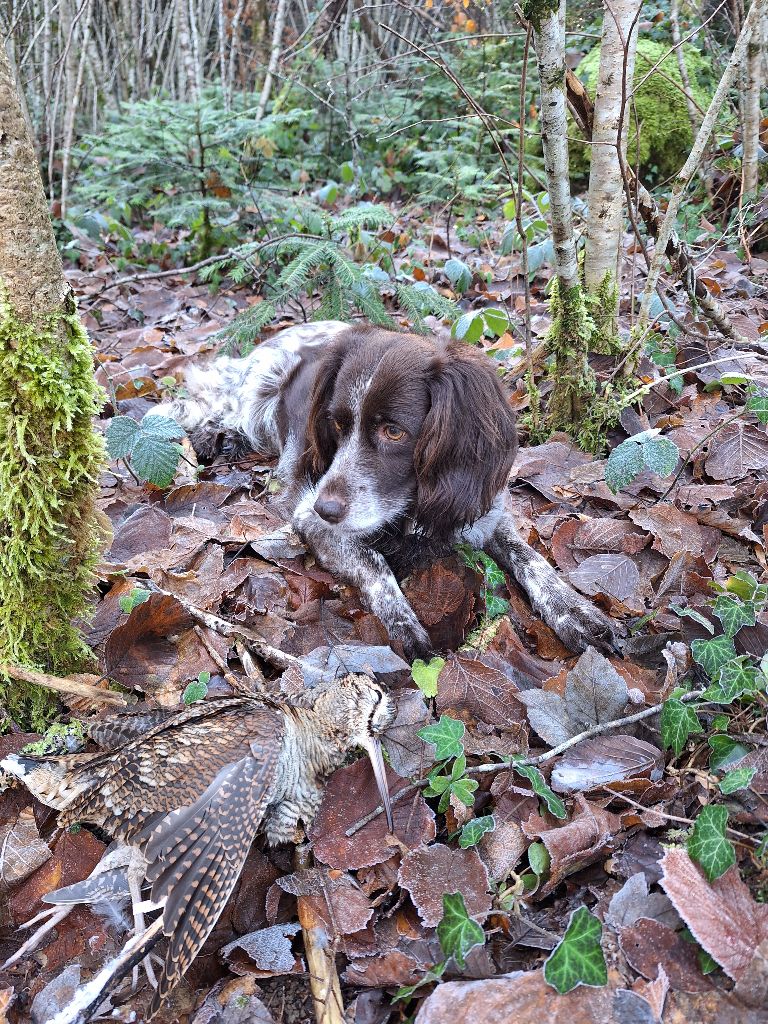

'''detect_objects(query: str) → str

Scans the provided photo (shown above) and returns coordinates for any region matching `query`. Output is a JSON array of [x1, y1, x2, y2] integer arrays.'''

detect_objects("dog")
[[151, 321, 619, 660]]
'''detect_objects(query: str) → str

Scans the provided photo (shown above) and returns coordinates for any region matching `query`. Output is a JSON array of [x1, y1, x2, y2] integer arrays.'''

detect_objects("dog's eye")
[[332, 418, 343, 433], [381, 424, 406, 442]]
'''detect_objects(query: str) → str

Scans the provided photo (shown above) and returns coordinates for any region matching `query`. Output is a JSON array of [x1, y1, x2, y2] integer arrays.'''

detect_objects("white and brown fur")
[[151, 321, 620, 659]]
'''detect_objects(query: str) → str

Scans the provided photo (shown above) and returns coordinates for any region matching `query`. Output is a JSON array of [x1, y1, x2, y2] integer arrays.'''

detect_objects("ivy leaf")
[[412, 657, 445, 699], [669, 604, 715, 633], [485, 594, 510, 618], [511, 758, 567, 819], [746, 393, 768, 424], [702, 659, 759, 704], [712, 596, 756, 637], [708, 734, 753, 770], [444, 258, 472, 294], [724, 571, 760, 601], [450, 776, 479, 808], [418, 716, 465, 761], [477, 551, 506, 589], [459, 815, 496, 848], [660, 698, 703, 756], [436, 893, 485, 968], [718, 766, 756, 794], [544, 907, 607, 994], [687, 805, 736, 882], [691, 635, 737, 679], [105, 415, 140, 459], [394, 961, 448, 1001]]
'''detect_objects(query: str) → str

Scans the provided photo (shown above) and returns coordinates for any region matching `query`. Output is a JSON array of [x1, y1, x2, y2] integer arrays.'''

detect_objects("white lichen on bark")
[[742, 11, 765, 196]]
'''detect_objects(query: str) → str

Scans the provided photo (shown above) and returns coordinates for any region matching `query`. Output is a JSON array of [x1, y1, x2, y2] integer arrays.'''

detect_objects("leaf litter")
[[2, 224, 768, 1024]]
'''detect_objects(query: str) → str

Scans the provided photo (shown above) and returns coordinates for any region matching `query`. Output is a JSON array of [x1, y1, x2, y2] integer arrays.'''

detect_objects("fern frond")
[[332, 203, 392, 233], [277, 242, 334, 296], [216, 300, 277, 349]]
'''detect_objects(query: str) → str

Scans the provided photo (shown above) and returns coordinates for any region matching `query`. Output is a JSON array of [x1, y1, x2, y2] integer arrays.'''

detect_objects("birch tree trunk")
[[527, 0, 596, 432], [0, 43, 106, 726], [256, 0, 289, 123], [639, 0, 767, 326], [742, 10, 765, 196], [583, 0, 642, 349]]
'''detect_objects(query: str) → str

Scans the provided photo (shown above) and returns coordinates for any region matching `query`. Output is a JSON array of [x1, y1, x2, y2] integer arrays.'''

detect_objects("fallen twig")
[[150, 586, 302, 671], [294, 845, 345, 1024], [0, 664, 127, 706]]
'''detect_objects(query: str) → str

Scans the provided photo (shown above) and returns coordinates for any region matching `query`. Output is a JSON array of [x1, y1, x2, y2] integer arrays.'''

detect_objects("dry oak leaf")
[[705, 422, 768, 481], [220, 922, 302, 977], [310, 757, 434, 870], [436, 653, 527, 730], [413, 968, 616, 1024], [522, 794, 622, 898], [568, 554, 641, 602], [404, 557, 479, 651], [659, 847, 768, 981], [398, 844, 491, 928]]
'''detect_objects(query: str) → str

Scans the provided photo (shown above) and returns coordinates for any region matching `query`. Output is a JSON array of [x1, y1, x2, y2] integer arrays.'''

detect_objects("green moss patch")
[[0, 293, 107, 729]]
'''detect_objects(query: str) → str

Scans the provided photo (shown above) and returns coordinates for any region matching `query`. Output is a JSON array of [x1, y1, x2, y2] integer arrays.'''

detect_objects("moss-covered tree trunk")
[[0, 44, 106, 726], [526, 0, 596, 432]]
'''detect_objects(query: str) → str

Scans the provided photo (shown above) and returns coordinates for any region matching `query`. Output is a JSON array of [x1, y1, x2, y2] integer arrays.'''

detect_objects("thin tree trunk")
[[670, 0, 701, 134], [176, 0, 198, 100], [256, 0, 289, 122], [583, 0, 642, 349], [0, 42, 106, 725], [60, 0, 93, 217], [639, 0, 767, 326], [742, 9, 765, 195], [528, 0, 595, 432]]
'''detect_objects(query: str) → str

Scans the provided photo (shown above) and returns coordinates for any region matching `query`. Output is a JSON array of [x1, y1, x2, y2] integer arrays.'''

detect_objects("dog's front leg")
[[293, 516, 431, 662], [487, 512, 623, 655]]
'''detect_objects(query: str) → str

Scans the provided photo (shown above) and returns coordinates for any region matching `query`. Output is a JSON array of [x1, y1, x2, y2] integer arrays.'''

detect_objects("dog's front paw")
[[534, 578, 625, 656], [390, 618, 433, 663]]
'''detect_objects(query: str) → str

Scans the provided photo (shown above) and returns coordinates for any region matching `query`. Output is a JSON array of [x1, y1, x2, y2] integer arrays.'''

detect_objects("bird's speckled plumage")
[[2, 674, 395, 1019]]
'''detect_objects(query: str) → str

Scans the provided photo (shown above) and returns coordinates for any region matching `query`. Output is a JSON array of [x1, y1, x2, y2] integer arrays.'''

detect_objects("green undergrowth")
[[0, 292, 107, 730]]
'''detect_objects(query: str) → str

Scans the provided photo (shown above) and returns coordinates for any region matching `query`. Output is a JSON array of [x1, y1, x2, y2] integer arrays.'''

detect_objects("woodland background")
[[2, 1, 768, 1023]]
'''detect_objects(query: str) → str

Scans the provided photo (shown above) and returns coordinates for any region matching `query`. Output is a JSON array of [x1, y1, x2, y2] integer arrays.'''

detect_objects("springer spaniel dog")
[[152, 321, 619, 660]]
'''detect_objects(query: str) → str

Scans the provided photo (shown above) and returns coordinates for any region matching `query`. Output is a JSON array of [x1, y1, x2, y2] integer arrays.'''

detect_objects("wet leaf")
[[544, 907, 607, 993]]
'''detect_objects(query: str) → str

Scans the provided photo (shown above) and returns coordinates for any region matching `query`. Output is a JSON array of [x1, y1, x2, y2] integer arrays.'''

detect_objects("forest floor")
[[2, 205, 768, 1024]]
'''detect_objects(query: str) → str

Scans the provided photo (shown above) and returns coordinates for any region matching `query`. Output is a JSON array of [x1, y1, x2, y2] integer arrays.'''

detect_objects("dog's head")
[[298, 328, 518, 539]]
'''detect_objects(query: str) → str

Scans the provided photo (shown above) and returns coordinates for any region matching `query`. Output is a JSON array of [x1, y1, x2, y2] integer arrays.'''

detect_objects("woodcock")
[[1, 673, 395, 1020]]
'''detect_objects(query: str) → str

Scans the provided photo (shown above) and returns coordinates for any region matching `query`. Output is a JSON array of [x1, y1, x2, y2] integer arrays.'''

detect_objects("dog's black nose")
[[314, 494, 347, 523]]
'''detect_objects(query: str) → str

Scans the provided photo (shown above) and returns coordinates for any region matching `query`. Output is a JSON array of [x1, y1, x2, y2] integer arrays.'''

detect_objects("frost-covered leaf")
[[687, 805, 736, 882], [642, 435, 680, 476], [660, 698, 703, 756], [459, 815, 496, 848], [568, 553, 640, 601], [418, 715, 465, 761], [605, 439, 645, 493], [564, 647, 628, 731], [708, 734, 753, 770], [140, 413, 185, 440], [437, 892, 485, 967], [605, 431, 679, 493], [550, 735, 662, 794], [544, 907, 607, 993], [105, 415, 140, 459]]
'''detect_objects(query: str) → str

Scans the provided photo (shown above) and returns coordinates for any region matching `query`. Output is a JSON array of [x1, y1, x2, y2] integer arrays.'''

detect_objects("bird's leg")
[[127, 868, 159, 990], [487, 512, 624, 655], [2, 906, 72, 969]]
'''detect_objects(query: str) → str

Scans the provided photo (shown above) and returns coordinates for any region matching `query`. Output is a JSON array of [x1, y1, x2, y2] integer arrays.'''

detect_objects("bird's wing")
[[141, 710, 283, 1010], [59, 699, 280, 831], [88, 706, 176, 749]]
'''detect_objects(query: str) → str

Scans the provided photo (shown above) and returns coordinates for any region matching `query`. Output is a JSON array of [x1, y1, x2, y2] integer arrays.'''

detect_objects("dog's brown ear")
[[299, 334, 352, 480], [413, 344, 517, 537]]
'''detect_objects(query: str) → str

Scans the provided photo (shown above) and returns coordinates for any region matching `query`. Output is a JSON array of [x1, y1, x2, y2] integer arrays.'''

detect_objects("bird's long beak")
[[361, 735, 394, 833]]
